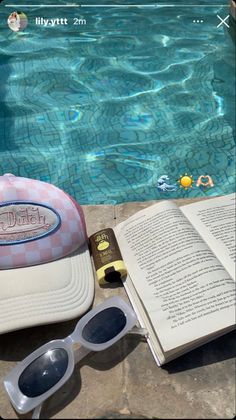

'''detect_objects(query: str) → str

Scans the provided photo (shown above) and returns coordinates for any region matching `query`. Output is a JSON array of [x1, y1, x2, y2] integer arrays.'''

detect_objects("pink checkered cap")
[[0, 174, 88, 269], [0, 174, 95, 334]]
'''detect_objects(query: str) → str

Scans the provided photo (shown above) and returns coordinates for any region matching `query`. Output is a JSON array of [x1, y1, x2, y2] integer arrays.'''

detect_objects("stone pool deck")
[[0, 198, 235, 419]]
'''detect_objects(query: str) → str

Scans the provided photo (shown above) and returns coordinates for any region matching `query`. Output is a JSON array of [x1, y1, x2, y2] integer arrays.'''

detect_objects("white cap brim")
[[0, 243, 95, 334]]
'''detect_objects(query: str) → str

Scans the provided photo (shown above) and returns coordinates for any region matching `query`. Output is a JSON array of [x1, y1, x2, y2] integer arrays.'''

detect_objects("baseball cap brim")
[[0, 243, 95, 335]]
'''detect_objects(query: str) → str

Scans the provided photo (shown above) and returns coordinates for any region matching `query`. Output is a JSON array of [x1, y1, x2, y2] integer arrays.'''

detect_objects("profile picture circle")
[[8, 11, 28, 32]]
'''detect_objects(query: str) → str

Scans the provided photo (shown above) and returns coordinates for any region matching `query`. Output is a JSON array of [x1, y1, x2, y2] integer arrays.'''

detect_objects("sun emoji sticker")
[[178, 173, 194, 189]]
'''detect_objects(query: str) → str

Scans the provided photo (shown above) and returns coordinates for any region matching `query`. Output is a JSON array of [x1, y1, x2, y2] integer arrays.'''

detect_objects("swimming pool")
[[0, 0, 235, 204]]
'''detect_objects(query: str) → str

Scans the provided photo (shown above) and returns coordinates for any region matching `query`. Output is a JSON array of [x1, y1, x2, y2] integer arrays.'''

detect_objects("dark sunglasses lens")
[[82, 306, 126, 344], [18, 348, 69, 398]]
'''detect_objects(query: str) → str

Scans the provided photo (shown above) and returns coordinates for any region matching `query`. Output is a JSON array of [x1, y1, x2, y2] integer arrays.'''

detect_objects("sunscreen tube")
[[89, 228, 127, 285]]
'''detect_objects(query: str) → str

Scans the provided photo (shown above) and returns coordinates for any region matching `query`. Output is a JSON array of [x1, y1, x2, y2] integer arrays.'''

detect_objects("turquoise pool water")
[[0, 0, 235, 204]]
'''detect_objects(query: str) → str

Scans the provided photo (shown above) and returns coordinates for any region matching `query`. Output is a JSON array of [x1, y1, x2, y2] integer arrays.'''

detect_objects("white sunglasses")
[[4, 296, 146, 419]]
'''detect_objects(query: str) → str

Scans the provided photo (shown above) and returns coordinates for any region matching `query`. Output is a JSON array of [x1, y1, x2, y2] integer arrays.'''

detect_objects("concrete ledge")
[[0, 198, 235, 419]]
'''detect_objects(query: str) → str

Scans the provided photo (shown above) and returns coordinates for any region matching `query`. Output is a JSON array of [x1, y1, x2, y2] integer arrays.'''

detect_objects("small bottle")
[[89, 228, 127, 285]]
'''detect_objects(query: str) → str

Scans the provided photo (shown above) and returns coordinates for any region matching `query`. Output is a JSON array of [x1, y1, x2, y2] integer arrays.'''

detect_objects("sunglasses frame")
[[4, 296, 138, 415]]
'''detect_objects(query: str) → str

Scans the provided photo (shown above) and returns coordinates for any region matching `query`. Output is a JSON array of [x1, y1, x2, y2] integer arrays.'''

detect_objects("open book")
[[112, 193, 236, 365]]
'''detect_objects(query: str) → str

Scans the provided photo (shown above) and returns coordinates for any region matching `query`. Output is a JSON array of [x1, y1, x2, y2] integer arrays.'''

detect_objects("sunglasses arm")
[[128, 326, 148, 337], [32, 403, 43, 419]]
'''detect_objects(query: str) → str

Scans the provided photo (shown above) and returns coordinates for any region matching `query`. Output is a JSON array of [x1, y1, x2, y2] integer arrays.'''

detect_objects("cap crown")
[[0, 175, 86, 269]]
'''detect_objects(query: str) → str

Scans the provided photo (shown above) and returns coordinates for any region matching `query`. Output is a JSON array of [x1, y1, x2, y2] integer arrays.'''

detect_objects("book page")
[[181, 194, 235, 280], [114, 200, 235, 353]]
